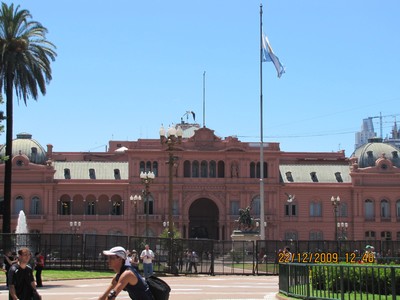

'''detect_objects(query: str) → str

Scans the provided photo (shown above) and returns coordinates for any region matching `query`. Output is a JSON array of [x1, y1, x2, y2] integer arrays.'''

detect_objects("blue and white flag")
[[262, 33, 285, 78]]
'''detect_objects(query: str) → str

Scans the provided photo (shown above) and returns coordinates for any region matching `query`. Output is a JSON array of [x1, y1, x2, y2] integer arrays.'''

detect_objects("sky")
[[0, 0, 399, 156]]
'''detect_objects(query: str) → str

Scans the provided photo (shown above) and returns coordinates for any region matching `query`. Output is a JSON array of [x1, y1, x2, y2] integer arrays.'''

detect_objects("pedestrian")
[[130, 250, 140, 272], [98, 246, 153, 300], [125, 250, 132, 267], [140, 244, 155, 279], [8, 247, 42, 300], [3, 250, 17, 288], [188, 250, 198, 273], [34, 251, 45, 288]]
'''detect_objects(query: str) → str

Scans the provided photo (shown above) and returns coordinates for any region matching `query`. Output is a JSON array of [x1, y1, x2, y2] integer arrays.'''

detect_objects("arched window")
[[192, 161, 199, 178], [381, 231, 392, 240], [365, 199, 374, 221], [60, 200, 71, 215], [200, 160, 208, 178], [250, 162, 256, 178], [112, 200, 122, 215], [209, 160, 216, 178], [396, 200, 400, 220], [217, 160, 225, 178], [139, 161, 145, 173], [87, 201, 95, 215], [183, 160, 191, 177], [152, 161, 158, 177], [381, 199, 390, 219], [14, 196, 24, 214], [30, 196, 41, 215]]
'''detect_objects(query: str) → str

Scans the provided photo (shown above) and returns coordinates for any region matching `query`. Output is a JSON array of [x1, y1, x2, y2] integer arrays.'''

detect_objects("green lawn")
[[0, 269, 114, 283]]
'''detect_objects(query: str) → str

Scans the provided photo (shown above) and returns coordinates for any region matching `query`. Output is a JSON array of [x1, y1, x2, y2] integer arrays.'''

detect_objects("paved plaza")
[[0, 275, 280, 300]]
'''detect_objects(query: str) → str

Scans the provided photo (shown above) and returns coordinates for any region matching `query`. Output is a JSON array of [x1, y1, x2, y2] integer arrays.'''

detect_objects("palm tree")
[[0, 3, 56, 234]]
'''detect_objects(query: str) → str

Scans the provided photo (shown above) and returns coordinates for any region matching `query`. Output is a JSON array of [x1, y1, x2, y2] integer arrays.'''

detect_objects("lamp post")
[[337, 222, 348, 240], [331, 196, 340, 240], [160, 125, 183, 238], [69, 221, 81, 233], [130, 194, 142, 236], [139, 171, 155, 238]]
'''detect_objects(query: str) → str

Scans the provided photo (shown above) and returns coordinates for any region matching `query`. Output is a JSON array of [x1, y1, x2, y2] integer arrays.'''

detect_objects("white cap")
[[102, 246, 127, 259]]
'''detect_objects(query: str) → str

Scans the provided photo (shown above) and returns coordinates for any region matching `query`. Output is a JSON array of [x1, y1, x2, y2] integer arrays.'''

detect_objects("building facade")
[[1, 123, 400, 241]]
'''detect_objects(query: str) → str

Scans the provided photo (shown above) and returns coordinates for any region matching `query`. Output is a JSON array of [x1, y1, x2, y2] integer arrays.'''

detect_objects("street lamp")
[[331, 196, 340, 240], [160, 125, 183, 238], [69, 221, 81, 233], [337, 222, 348, 240], [139, 171, 155, 238], [130, 194, 142, 236]]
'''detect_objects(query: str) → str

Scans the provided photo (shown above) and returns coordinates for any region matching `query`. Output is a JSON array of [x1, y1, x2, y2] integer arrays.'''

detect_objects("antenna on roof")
[[203, 71, 206, 128]]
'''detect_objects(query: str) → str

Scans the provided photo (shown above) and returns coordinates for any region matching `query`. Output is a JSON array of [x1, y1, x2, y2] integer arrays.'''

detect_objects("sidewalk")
[[0, 275, 280, 299]]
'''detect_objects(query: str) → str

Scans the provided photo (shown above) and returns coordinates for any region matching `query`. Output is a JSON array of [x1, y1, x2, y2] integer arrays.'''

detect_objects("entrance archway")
[[189, 198, 219, 240]]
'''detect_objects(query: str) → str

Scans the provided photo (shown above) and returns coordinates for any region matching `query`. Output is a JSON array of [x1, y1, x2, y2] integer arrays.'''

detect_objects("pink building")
[[1, 125, 400, 241]]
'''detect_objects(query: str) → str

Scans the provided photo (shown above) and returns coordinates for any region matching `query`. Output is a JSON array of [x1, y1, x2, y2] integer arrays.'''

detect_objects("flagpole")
[[259, 3, 266, 240]]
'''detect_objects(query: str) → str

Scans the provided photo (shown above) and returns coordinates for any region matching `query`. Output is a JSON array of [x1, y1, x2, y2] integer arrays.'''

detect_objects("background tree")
[[0, 3, 56, 234]]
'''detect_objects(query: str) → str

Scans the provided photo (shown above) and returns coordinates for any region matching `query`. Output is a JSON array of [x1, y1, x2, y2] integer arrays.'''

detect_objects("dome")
[[0, 133, 47, 164], [352, 138, 400, 168]]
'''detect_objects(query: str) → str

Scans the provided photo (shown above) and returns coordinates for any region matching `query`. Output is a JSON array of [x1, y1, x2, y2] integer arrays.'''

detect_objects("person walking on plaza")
[[8, 247, 42, 300], [98, 246, 153, 300], [34, 251, 45, 287], [3, 250, 17, 288], [130, 250, 140, 272], [140, 244, 155, 279]]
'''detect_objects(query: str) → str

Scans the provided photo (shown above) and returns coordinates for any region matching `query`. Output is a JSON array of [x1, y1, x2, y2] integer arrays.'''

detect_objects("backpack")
[[146, 275, 171, 300]]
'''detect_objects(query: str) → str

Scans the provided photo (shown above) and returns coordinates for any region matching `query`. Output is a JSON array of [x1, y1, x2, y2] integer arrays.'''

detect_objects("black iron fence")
[[279, 263, 400, 299], [1, 234, 400, 276]]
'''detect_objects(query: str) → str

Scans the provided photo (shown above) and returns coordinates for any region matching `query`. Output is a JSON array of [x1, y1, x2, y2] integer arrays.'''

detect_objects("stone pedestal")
[[231, 230, 260, 241]]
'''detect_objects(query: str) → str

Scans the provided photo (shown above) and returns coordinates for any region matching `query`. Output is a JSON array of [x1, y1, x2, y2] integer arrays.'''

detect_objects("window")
[[89, 168, 96, 179], [252, 196, 260, 216], [192, 161, 199, 178], [60, 200, 71, 215], [397, 231, 400, 240], [112, 201, 122, 215], [209, 160, 216, 178], [144, 195, 154, 215], [250, 162, 256, 178], [381, 200, 390, 219], [335, 172, 343, 182], [30, 196, 40, 215], [183, 160, 191, 177], [365, 231, 375, 239], [310, 202, 322, 217], [310, 172, 318, 182], [172, 200, 179, 216], [87, 201, 95, 215], [365, 199, 374, 220], [309, 231, 323, 240], [397, 200, 400, 219], [285, 231, 297, 240], [285, 203, 297, 216], [114, 169, 121, 180], [381, 231, 392, 241], [64, 168, 71, 179], [230, 201, 240, 215], [14, 196, 24, 214], [217, 161, 225, 178], [200, 160, 208, 178], [339, 202, 348, 217], [285, 172, 294, 182]]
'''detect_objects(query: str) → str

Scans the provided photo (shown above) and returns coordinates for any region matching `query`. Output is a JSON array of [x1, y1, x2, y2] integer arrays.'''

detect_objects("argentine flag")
[[262, 33, 285, 78]]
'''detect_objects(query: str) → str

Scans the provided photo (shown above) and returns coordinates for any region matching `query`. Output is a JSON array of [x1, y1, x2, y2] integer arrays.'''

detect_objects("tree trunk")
[[2, 73, 14, 237]]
